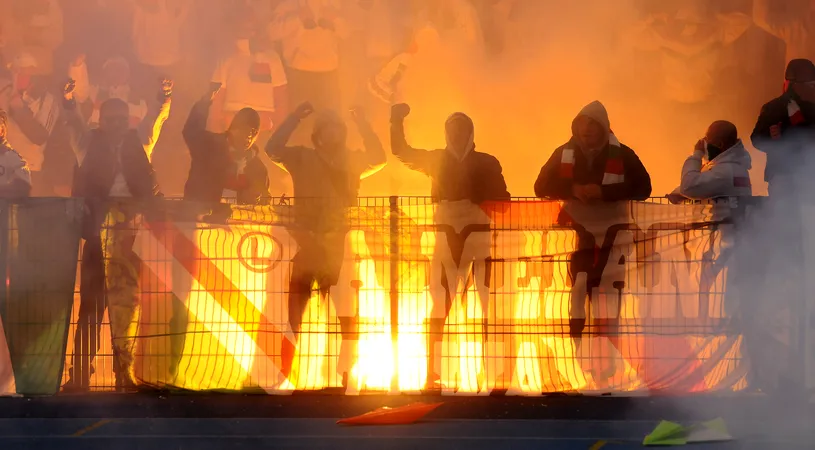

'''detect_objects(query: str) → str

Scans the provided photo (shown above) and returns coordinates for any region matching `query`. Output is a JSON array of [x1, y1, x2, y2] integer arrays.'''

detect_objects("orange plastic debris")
[[336, 402, 444, 426]]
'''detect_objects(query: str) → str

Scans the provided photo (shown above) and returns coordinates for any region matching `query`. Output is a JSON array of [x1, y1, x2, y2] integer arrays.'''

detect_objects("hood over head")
[[571, 100, 620, 150], [572, 100, 610, 135], [445, 112, 475, 161]]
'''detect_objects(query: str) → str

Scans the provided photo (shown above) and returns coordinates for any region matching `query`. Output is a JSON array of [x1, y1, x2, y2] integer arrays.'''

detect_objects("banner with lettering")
[[121, 199, 752, 395], [0, 199, 83, 396]]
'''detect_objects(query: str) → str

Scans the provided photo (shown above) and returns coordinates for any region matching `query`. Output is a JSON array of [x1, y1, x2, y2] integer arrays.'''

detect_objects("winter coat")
[[65, 95, 168, 238], [182, 99, 271, 206], [534, 101, 652, 201], [390, 111, 510, 204], [750, 91, 815, 183], [672, 140, 752, 200]]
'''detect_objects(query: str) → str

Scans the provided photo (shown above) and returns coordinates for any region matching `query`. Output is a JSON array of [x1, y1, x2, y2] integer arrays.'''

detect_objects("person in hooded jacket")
[[534, 100, 651, 354], [62, 77, 171, 392], [390, 102, 509, 390], [266, 101, 386, 389], [669, 120, 752, 204], [534, 101, 651, 204]]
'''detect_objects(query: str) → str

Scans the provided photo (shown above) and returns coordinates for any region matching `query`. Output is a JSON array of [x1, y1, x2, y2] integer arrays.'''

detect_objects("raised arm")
[[138, 79, 173, 161], [350, 107, 386, 179], [265, 102, 313, 171], [61, 79, 90, 165], [390, 103, 438, 175]]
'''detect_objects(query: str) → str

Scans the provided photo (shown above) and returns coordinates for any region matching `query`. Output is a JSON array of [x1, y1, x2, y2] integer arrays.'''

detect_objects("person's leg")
[[168, 225, 196, 381], [281, 251, 314, 385], [65, 238, 106, 390], [103, 210, 142, 390]]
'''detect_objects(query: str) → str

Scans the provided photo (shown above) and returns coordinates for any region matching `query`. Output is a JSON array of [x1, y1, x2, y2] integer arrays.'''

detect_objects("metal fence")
[[0, 196, 788, 396]]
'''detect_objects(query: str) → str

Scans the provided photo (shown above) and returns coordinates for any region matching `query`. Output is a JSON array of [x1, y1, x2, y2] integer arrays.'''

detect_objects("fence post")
[[389, 196, 399, 392]]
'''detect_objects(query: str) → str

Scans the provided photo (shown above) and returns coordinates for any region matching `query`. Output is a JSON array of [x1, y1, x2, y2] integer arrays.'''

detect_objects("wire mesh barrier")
[[0, 196, 805, 396]]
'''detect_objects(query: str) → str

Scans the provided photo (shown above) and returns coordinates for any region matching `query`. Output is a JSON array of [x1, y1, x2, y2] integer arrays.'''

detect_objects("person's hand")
[[294, 102, 314, 119], [158, 78, 173, 102], [71, 53, 86, 68], [583, 184, 602, 201], [391, 103, 411, 120], [694, 138, 707, 157], [63, 78, 76, 101], [770, 122, 782, 140], [667, 192, 686, 205], [202, 81, 221, 102]]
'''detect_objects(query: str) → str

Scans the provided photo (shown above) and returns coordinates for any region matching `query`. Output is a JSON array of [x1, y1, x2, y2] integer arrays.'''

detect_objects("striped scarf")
[[560, 134, 624, 185], [788, 99, 805, 126]]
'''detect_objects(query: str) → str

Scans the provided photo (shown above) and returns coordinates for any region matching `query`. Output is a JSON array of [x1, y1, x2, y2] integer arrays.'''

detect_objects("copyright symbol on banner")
[[237, 231, 282, 273]]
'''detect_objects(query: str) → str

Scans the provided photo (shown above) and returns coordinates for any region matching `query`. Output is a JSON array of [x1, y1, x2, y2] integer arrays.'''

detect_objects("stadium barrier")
[[0, 196, 806, 396]]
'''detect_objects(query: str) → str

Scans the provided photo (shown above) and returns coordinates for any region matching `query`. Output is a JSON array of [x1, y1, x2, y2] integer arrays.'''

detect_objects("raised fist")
[[391, 103, 410, 120], [202, 81, 221, 102], [158, 78, 173, 102], [294, 102, 314, 119], [63, 78, 76, 101]]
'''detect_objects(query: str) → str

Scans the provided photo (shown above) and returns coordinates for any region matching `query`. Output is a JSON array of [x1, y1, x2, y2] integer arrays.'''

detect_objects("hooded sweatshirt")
[[390, 109, 510, 203], [672, 140, 752, 200], [534, 100, 652, 201]]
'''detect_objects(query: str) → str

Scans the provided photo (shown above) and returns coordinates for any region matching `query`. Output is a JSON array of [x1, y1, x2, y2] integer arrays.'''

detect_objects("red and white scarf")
[[560, 134, 624, 185], [788, 99, 805, 126]]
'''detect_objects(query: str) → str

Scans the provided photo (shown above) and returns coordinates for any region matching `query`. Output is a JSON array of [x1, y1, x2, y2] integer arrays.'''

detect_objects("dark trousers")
[[281, 233, 349, 382], [69, 239, 105, 387]]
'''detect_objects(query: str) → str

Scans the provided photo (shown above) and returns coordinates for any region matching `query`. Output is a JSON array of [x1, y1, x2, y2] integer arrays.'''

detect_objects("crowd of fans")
[[0, 0, 811, 395]]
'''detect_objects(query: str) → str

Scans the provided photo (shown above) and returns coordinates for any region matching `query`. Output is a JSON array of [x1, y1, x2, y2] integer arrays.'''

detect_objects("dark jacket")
[[266, 111, 386, 230], [750, 91, 815, 183], [534, 141, 651, 201], [64, 96, 167, 237], [535, 100, 651, 202], [182, 99, 271, 206], [390, 114, 510, 203]]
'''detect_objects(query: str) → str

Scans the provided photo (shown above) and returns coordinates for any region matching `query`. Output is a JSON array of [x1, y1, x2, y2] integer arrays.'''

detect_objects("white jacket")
[[673, 140, 752, 200]]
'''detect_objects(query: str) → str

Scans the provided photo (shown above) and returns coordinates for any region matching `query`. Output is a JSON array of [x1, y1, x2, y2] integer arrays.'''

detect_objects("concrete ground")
[[0, 394, 811, 449]]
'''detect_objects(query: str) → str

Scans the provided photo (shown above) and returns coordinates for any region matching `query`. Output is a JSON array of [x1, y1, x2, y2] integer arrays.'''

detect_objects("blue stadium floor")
[[0, 394, 812, 449]]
